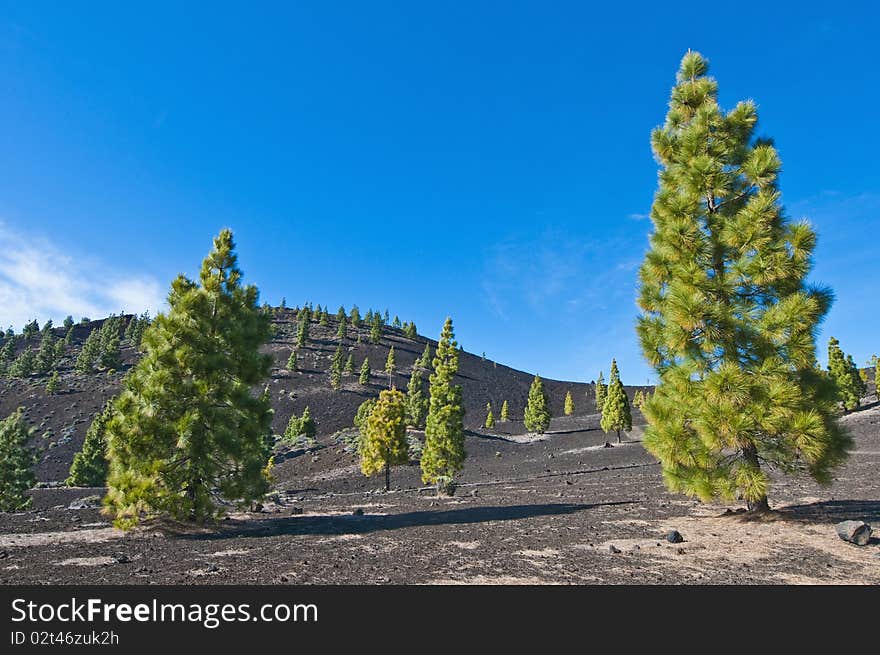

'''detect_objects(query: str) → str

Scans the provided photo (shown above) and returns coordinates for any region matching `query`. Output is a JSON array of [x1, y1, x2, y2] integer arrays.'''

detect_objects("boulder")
[[835, 520, 872, 546], [665, 530, 684, 544]]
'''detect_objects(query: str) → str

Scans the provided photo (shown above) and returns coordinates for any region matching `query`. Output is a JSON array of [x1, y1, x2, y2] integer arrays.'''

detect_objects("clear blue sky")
[[0, 2, 877, 383]]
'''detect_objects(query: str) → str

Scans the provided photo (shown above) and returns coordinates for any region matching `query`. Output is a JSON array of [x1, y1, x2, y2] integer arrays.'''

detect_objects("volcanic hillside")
[[0, 310, 650, 483]]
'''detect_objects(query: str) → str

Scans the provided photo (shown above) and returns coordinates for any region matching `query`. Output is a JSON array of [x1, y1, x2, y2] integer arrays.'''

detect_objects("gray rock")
[[67, 495, 102, 510], [835, 520, 872, 546], [608, 544, 621, 554], [665, 530, 684, 544]]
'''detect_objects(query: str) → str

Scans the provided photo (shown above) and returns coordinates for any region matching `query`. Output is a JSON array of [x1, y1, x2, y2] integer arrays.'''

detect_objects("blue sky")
[[0, 2, 877, 383]]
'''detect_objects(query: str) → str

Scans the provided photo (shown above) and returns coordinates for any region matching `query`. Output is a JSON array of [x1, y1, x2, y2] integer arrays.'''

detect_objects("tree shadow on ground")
[[774, 499, 880, 525], [176, 500, 636, 541]]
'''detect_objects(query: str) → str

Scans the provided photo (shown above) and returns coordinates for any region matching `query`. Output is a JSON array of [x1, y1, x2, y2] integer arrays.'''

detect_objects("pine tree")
[[392, 315, 402, 329], [500, 400, 510, 422], [98, 318, 121, 370], [0, 339, 14, 376], [383, 309, 390, 324], [403, 322, 418, 339], [418, 344, 432, 370], [361, 389, 408, 491], [0, 408, 37, 511], [385, 346, 396, 388], [601, 360, 631, 443], [564, 390, 574, 416], [76, 330, 101, 373], [350, 305, 361, 329], [354, 399, 376, 434], [104, 230, 274, 528], [405, 368, 428, 429], [67, 402, 112, 486], [827, 337, 862, 412], [637, 51, 850, 512], [283, 407, 316, 445], [421, 318, 465, 494], [287, 350, 298, 372], [344, 353, 355, 376], [22, 319, 39, 340], [359, 357, 371, 385], [297, 314, 310, 348], [330, 345, 344, 390], [9, 348, 36, 378], [336, 306, 347, 322], [370, 314, 382, 344], [633, 389, 645, 409], [336, 316, 347, 341], [524, 375, 551, 433], [45, 371, 60, 394], [484, 402, 495, 429], [594, 372, 606, 415], [319, 310, 329, 327], [63, 315, 74, 331]]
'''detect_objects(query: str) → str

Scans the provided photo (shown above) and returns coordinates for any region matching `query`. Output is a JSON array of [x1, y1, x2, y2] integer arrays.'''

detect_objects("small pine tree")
[[600, 360, 631, 444], [421, 318, 465, 494], [9, 348, 36, 378], [385, 346, 396, 388], [828, 337, 861, 412], [418, 344, 432, 370], [524, 375, 551, 433], [361, 389, 408, 491], [500, 400, 510, 422], [297, 315, 310, 348], [359, 357, 371, 385], [564, 390, 574, 416], [370, 315, 382, 344], [633, 390, 645, 409], [76, 330, 101, 373], [67, 402, 112, 486], [53, 338, 65, 362], [0, 408, 37, 511], [45, 371, 60, 394], [104, 230, 274, 528], [484, 402, 495, 429], [354, 398, 376, 434], [63, 315, 74, 330], [392, 315, 402, 329], [22, 319, 39, 339], [337, 316, 347, 341], [344, 353, 355, 375], [336, 306, 347, 322], [283, 407, 317, 445], [595, 371, 606, 415], [36, 332, 57, 373], [330, 345, 344, 390], [350, 305, 361, 329], [406, 368, 428, 429], [403, 322, 418, 339], [287, 350, 298, 372], [319, 310, 329, 327]]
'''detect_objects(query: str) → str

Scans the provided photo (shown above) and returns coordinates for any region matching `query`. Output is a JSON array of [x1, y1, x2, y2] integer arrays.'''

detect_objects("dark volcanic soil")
[[1, 401, 878, 585]]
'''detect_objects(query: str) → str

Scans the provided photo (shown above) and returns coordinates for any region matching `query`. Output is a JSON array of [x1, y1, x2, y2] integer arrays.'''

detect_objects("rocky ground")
[[1, 402, 877, 585]]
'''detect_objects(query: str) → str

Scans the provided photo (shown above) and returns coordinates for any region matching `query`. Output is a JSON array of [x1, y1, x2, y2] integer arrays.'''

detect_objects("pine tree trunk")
[[384, 461, 390, 492], [616, 429, 621, 444], [742, 444, 770, 513]]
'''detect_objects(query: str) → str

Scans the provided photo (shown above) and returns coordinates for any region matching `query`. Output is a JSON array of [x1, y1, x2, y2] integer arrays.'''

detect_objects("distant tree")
[[344, 353, 355, 376], [330, 345, 344, 389], [350, 305, 361, 329], [370, 314, 382, 344], [45, 371, 60, 394], [104, 230, 274, 528], [287, 350, 298, 372], [405, 368, 428, 429], [63, 315, 74, 331], [632, 389, 645, 409], [98, 318, 121, 370], [361, 389, 408, 491], [637, 51, 850, 512], [418, 344, 432, 370], [403, 322, 417, 339], [383, 309, 389, 324], [0, 340, 15, 376], [828, 337, 862, 412], [336, 306, 347, 322], [9, 349, 36, 378], [601, 360, 631, 443], [336, 316, 347, 341], [319, 310, 329, 327], [283, 407, 316, 445], [421, 318, 465, 494], [297, 314, 310, 348], [359, 357, 371, 385], [22, 319, 39, 340], [36, 332, 57, 373], [354, 398, 376, 435], [594, 371, 606, 415], [500, 400, 510, 422], [564, 390, 574, 416], [0, 408, 37, 511], [484, 402, 495, 429], [385, 346, 396, 388], [76, 330, 101, 373], [524, 375, 551, 434], [124, 315, 137, 342], [392, 315, 402, 329], [67, 402, 113, 486]]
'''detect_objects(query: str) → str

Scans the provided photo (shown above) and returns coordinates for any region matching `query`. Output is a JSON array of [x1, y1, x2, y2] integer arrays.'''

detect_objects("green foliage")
[[67, 402, 112, 486], [354, 398, 376, 434], [330, 345, 344, 389], [417, 344, 432, 370], [0, 408, 37, 511], [104, 230, 274, 528], [421, 318, 465, 492], [63, 316, 74, 330], [350, 305, 361, 329], [283, 406, 317, 445], [22, 319, 39, 339], [45, 371, 60, 394], [564, 390, 574, 416], [392, 315, 402, 329], [500, 400, 510, 422], [36, 332, 57, 373], [637, 52, 851, 510], [633, 389, 645, 409], [359, 357, 371, 385], [524, 375, 551, 433], [75, 330, 100, 373], [336, 306, 346, 322], [296, 313, 310, 348], [344, 353, 355, 375], [595, 372, 606, 414], [484, 402, 495, 429], [361, 389, 409, 490], [827, 337, 863, 411], [405, 368, 428, 428], [370, 314, 382, 344], [403, 322, 418, 339], [98, 316, 122, 370], [319, 310, 329, 327], [8, 348, 36, 378], [0, 339, 15, 376], [336, 316, 347, 341], [385, 346, 396, 388], [286, 350, 298, 372], [600, 360, 631, 443]]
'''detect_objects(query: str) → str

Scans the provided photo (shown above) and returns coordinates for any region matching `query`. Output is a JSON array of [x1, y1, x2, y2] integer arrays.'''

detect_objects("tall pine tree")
[[421, 318, 465, 494], [104, 230, 274, 528], [637, 52, 850, 512], [406, 368, 428, 429], [361, 389, 409, 491], [67, 401, 113, 487], [524, 375, 551, 433], [595, 372, 606, 415], [564, 390, 574, 416], [0, 408, 36, 511], [601, 360, 631, 443]]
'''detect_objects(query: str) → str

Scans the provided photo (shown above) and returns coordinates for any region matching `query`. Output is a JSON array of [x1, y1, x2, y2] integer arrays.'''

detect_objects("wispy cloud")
[[627, 212, 650, 221], [0, 221, 165, 330]]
